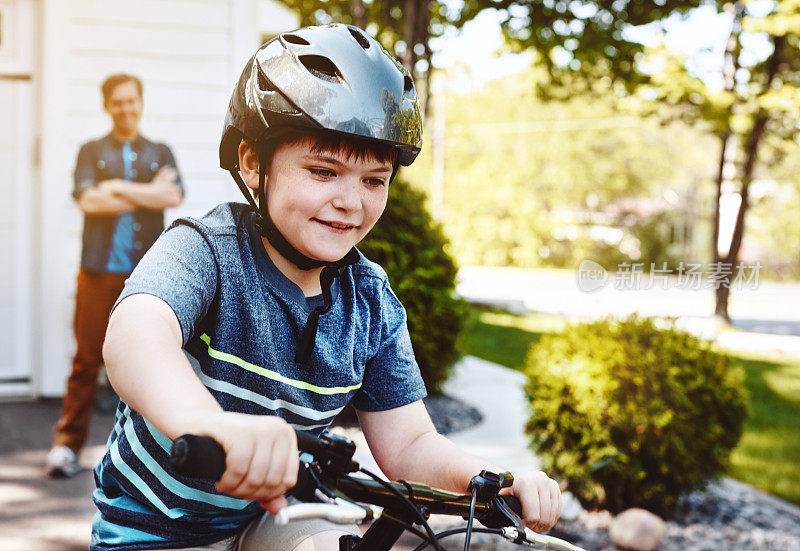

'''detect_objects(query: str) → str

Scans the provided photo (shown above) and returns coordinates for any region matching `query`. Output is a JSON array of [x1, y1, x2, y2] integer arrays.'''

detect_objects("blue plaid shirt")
[[73, 133, 184, 273]]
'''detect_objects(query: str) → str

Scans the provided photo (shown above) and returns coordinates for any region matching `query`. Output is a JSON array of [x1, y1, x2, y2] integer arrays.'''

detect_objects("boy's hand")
[[507, 471, 562, 533], [197, 412, 299, 511]]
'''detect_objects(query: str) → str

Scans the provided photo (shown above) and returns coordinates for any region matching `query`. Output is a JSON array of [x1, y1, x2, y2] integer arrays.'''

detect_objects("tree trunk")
[[422, 45, 434, 119], [402, 0, 419, 72], [401, 0, 431, 76], [350, 0, 367, 30], [712, 131, 728, 264], [711, 2, 743, 322], [714, 119, 763, 321], [714, 34, 785, 321]]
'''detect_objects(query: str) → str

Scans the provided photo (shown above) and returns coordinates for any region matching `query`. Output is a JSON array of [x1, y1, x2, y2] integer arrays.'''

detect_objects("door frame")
[[0, 0, 36, 397]]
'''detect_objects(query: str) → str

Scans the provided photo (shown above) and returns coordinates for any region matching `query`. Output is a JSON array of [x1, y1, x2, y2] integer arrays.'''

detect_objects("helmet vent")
[[299, 55, 344, 82], [283, 33, 310, 46], [348, 27, 371, 49], [404, 75, 414, 93]]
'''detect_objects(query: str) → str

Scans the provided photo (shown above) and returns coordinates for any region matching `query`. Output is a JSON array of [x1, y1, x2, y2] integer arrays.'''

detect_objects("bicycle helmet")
[[220, 24, 423, 364], [220, 24, 422, 173]]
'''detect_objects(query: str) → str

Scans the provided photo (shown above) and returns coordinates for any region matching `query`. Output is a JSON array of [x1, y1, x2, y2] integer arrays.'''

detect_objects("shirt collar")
[[246, 210, 338, 311], [107, 132, 144, 149]]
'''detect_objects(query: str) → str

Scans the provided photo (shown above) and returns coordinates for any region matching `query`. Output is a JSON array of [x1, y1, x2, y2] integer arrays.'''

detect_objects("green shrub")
[[524, 316, 748, 514], [359, 178, 467, 393]]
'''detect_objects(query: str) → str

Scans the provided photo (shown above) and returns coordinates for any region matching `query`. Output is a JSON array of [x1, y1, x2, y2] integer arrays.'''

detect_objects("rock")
[[610, 508, 666, 551], [422, 394, 483, 435], [548, 477, 800, 551], [560, 491, 584, 522]]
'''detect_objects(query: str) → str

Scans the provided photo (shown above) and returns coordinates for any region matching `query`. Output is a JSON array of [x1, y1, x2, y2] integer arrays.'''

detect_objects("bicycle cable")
[[413, 527, 506, 551], [320, 478, 433, 542], [358, 467, 444, 551], [463, 490, 477, 551]]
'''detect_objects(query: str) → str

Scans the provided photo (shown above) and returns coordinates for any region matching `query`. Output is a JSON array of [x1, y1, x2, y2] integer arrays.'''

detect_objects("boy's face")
[[240, 139, 394, 262]]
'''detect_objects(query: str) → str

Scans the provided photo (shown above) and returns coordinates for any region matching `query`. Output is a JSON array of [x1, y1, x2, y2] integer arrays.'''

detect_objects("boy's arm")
[[104, 293, 298, 511], [103, 293, 222, 437], [357, 401, 562, 533]]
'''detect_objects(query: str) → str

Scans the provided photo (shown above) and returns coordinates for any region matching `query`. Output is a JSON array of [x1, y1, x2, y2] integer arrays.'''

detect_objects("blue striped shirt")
[[91, 203, 426, 550]]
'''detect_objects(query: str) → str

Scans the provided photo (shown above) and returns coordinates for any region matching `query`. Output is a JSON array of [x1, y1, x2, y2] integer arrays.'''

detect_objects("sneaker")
[[46, 446, 81, 478]]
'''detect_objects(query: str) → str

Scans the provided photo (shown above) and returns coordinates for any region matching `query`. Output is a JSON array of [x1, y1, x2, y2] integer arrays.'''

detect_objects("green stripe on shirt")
[[199, 333, 361, 395]]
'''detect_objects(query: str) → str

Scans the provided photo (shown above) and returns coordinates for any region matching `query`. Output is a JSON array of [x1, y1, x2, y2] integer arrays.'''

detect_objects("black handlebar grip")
[[295, 430, 324, 455], [499, 494, 524, 518], [171, 434, 227, 480]]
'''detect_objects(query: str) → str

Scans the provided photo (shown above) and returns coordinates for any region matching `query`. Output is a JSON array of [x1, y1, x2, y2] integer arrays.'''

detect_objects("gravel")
[[537, 478, 800, 551], [419, 395, 800, 551], [419, 477, 800, 550]]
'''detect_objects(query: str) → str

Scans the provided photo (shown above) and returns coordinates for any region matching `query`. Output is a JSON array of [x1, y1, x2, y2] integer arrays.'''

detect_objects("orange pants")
[[52, 269, 128, 452]]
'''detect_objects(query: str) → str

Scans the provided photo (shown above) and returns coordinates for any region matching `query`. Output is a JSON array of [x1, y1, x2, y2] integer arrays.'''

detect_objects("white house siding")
[[0, 0, 36, 397], [34, 0, 297, 396]]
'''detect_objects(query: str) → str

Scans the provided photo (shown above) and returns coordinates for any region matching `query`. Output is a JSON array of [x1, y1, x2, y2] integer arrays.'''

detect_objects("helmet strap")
[[228, 148, 360, 364], [229, 169, 259, 211], [254, 147, 359, 271]]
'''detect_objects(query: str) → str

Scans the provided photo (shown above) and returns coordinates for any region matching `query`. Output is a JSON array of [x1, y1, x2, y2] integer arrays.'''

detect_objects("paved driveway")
[[457, 266, 800, 357]]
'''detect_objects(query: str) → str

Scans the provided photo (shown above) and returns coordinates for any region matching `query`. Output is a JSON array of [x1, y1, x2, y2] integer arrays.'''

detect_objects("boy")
[[93, 25, 561, 550]]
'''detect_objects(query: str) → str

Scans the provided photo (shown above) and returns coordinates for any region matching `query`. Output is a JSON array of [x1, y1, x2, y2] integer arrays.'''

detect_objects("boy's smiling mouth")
[[313, 218, 357, 231]]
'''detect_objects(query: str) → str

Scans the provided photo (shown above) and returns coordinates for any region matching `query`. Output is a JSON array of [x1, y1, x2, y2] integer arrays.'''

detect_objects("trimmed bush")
[[524, 316, 748, 514], [359, 178, 467, 393]]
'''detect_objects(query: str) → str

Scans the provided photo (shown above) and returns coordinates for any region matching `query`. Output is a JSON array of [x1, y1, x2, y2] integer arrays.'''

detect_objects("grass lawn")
[[460, 305, 800, 506], [459, 307, 566, 369]]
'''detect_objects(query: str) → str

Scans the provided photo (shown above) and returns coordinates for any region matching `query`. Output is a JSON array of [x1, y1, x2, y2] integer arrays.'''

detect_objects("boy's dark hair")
[[251, 127, 399, 168], [101, 74, 143, 103]]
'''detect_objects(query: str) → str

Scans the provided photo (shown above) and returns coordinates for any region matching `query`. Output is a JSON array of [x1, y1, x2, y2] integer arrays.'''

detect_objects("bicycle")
[[170, 430, 587, 551]]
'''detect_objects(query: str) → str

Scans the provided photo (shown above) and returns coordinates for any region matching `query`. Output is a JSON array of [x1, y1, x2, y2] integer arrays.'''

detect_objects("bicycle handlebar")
[[170, 434, 226, 480], [170, 431, 523, 518], [170, 431, 586, 551]]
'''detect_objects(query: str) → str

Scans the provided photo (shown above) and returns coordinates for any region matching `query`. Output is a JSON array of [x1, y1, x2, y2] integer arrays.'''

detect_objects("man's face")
[[104, 81, 142, 136], [256, 140, 393, 262]]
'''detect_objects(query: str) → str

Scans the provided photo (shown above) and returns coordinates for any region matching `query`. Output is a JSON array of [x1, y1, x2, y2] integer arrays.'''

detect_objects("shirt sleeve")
[[112, 222, 218, 345], [72, 143, 96, 200], [161, 144, 185, 197], [351, 281, 428, 412]]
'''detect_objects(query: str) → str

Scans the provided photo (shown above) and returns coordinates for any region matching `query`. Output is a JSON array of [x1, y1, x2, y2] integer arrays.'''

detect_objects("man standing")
[[46, 74, 184, 478]]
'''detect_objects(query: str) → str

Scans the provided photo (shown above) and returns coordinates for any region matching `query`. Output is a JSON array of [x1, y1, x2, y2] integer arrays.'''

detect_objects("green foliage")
[[455, 0, 705, 95], [459, 307, 565, 371], [404, 71, 719, 269], [278, 0, 452, 81], [461, 307, 800, 505], [729, 353, 800, 506], [630, 211, 686, 269], [524, 316, 748, 514], [745, 137, 800, 279], [359, 177, 467, 393]]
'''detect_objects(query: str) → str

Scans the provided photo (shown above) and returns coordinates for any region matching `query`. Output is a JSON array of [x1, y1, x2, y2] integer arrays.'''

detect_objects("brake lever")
[[275, 499, 380, 526], [494, 496, 527, 541], [500, 527, 588, 551]]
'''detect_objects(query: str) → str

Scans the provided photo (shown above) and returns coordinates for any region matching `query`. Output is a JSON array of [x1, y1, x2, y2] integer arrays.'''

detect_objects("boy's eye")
[[309, 168, 336, 178], [364, 177, 386, 187]]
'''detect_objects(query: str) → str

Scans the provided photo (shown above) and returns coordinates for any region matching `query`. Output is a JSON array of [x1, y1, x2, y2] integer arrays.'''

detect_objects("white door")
[[0, 0, 35, 396]]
